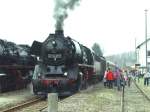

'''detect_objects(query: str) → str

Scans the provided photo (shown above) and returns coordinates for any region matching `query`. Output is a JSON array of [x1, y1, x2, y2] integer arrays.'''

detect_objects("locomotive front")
[[31, 30, 79, 95], [41, 30, 75, 66]]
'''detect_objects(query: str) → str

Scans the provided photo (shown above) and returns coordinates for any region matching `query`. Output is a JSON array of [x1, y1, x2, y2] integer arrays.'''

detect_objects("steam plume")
[[53, 0, 81, 30]]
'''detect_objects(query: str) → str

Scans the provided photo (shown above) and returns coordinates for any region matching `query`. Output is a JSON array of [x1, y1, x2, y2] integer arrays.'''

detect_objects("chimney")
[[55, 30, 64, 36]]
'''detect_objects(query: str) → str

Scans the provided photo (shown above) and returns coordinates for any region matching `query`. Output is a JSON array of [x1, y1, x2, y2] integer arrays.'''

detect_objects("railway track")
[[1, 96, 43, 112], [1, 93, 74, 112], [121, 79, 150, 112], [134, 81, 150, 102]]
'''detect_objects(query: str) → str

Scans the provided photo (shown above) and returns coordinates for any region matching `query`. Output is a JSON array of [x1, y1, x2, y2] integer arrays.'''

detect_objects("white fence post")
[[48, 93, 58, 112]]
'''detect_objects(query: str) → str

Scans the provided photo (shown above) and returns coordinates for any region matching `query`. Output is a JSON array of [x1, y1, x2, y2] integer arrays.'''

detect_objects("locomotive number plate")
[[48, 54, 62, 58]]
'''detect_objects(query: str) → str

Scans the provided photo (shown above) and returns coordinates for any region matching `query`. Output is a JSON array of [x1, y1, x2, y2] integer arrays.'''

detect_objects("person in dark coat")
[[106, 68, 114, 88]]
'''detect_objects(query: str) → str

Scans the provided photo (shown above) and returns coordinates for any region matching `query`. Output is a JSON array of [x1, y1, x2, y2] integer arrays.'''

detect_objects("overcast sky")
[[0, 0, 150, 56]]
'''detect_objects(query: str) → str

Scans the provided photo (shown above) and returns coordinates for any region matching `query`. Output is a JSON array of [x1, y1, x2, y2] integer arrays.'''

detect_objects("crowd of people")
[[132, 69, 150, 86], [103, 67, 132, 91], [103, 67, 150, 90]]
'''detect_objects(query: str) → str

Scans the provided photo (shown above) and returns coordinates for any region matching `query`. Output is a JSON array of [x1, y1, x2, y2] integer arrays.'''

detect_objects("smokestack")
[[55, 30, 64, 36], [53, 0, 81, 30]]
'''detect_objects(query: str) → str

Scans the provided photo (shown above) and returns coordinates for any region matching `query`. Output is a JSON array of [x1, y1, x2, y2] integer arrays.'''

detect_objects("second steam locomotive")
[[0, 39, 37, 92], [31, 30, 106, 95]]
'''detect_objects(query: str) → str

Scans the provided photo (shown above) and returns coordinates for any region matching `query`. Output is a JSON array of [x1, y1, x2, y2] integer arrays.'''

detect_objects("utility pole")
[[135, 38, 137, 63], [145, 9, 148, 71]]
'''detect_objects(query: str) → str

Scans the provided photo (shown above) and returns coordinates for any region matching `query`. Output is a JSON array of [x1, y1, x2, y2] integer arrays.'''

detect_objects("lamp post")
[[145, 9, 148, 71]]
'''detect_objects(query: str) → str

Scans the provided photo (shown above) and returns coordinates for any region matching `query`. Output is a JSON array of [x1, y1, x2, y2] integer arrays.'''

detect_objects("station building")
[[136, 38, 150, 72]]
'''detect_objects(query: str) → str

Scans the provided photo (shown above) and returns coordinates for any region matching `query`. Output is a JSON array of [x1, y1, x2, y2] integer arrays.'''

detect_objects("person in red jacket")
[[106, 68, 114, 88]]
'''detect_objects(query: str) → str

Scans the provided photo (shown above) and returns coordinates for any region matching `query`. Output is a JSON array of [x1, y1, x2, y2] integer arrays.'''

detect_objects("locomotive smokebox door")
[[30, 41, 42, 56]]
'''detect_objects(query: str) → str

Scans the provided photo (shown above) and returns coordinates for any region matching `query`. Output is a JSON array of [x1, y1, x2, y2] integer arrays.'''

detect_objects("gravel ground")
[[58, 84, 122, 112], [38, 83, 122, 112], [17, 83, 122, 112], [0, 83, 35, 111], [124, 80, 150, 112]]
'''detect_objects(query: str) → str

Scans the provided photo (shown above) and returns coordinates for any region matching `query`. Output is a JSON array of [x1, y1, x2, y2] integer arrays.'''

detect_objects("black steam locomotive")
[[0, 39, 37, 92], [31, 30, 106, 96]]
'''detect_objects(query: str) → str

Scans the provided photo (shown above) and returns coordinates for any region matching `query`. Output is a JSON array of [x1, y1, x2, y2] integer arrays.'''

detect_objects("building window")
[[147, 51, 150, 56]]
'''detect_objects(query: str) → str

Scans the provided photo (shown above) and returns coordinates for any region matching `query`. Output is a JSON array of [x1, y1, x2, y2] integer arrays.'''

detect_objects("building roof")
[[136, 38, 150, 49]]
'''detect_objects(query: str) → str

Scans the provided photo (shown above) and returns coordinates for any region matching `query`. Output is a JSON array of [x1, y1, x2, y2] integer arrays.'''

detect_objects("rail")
[[1, 97, 42, 112], [133, 80, 150, 102]]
